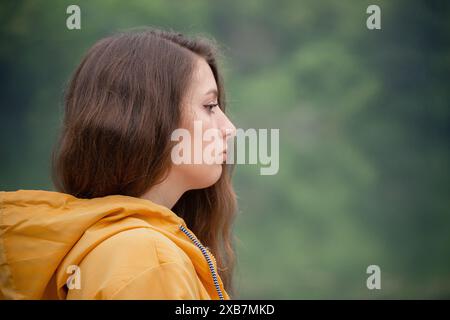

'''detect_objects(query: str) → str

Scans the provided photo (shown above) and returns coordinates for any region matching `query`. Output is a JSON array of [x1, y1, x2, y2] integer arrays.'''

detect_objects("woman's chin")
[[195, 164, 223, 189]]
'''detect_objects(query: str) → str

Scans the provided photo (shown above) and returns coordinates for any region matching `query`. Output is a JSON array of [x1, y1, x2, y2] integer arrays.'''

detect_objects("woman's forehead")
[[191, 58, 218, 98]]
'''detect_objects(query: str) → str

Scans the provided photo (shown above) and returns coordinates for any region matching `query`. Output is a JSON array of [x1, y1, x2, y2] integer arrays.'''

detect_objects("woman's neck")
[[139, 171, 187, 209]]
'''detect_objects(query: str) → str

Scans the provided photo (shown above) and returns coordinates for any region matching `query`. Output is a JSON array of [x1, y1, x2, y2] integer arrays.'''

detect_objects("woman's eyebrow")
[[204, 88, 218, 97]]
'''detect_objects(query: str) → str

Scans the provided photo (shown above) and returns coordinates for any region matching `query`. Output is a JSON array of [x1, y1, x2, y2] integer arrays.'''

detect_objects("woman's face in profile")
[[171, 57, 236, 190]]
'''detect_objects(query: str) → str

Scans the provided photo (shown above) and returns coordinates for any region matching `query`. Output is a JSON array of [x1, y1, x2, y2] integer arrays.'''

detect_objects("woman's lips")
[[220, 150, 227, 162]]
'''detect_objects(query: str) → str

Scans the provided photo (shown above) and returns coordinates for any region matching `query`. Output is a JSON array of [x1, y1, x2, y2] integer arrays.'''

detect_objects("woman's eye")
[[204, 103, 219, 113]]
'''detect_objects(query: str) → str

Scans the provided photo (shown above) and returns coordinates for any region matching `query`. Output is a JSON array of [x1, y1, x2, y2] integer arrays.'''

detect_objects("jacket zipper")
[[179, 224, 224, 300]]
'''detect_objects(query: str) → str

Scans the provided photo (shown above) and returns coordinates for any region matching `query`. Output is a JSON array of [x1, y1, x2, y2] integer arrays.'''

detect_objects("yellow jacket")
[[0, 190, 230, 300]]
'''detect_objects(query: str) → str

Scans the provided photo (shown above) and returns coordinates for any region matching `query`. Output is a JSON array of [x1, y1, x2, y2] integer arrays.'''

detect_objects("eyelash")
[[204, 103, 219, 113]]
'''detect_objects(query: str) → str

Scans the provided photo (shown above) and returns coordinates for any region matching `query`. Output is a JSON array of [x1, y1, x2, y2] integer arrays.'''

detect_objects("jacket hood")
[[0, 189, 227, 300]]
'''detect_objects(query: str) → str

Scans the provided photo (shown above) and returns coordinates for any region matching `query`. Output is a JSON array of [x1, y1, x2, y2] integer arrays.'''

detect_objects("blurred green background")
[[1, 0, 449, 298]]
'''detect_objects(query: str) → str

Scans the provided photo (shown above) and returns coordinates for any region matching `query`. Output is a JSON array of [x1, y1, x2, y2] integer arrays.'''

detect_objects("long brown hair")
[[52, 28, 237, 297]]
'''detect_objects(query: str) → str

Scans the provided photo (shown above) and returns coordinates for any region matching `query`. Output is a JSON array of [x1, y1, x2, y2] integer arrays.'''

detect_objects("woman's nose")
[[220, 115, 236, 139]]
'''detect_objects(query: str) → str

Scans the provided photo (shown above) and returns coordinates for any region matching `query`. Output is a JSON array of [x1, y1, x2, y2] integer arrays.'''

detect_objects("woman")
[[0, 28, 237, 300]]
